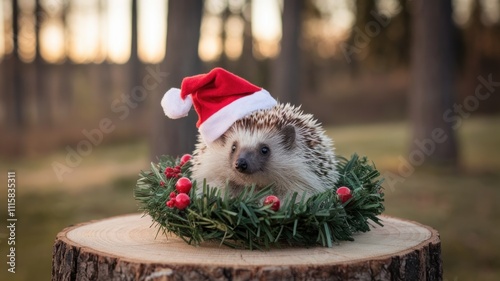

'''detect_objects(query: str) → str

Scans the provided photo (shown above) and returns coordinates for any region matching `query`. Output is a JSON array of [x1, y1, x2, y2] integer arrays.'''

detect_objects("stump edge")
[[52, 214, 442, 281]]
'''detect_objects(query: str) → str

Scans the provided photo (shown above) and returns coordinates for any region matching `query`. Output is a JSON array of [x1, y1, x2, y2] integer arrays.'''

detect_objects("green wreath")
[[134, 154, 385, 250]]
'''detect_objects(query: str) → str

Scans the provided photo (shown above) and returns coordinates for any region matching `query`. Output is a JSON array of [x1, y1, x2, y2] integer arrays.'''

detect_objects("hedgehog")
[[190, 103, 339, 198]]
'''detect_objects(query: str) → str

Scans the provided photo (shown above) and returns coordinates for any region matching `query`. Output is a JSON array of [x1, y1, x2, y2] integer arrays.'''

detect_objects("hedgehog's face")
[[216, 124, 296, 187], [230, 140, 271, 175]]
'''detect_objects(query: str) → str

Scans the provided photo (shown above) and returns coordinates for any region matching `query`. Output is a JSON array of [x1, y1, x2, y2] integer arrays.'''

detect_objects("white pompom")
[[161, 88, 193, 119]]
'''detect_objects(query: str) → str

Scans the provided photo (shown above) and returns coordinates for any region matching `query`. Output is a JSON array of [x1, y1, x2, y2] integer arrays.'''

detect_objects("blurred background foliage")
[[0, 0, 499, 280]]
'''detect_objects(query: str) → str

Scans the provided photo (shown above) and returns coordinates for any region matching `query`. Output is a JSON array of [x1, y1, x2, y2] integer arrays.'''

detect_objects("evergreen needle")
[[134, 153, 385, 249]]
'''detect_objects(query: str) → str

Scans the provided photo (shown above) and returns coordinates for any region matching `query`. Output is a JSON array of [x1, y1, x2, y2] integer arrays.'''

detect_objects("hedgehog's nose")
[[235, 158, 248, 172]]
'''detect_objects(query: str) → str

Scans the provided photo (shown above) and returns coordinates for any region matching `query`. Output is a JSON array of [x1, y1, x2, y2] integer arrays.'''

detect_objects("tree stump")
[[52, 214, 442, 281]]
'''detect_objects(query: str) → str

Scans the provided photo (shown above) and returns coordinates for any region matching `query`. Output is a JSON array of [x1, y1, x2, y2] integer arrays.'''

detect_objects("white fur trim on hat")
[[161, 88, 193, 119], [199, 89, 277, 144]]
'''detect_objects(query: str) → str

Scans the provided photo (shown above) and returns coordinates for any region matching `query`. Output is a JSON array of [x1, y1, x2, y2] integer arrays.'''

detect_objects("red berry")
[[169, 192, 177, 199], [166, 199, 175, 208], [180, 154, 192, 166], [164, 167, 173, 177], [336, 186, 352, 203], [165, 166, 181, 179], [160, 181, 165, 187], [175, 177, 192, 194], [263, 195, 280, 211], [175, 193, 191, 210]]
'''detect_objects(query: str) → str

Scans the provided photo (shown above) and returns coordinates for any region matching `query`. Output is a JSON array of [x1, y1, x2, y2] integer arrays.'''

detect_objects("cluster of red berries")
[[166, 177, 193, 210], [164, 154, 192, 179], [162, 154, 194, 210], [164, 166, 181, 179]]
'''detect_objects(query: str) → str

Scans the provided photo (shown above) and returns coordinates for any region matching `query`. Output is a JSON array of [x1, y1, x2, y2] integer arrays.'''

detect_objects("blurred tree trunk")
[[60, 0, 72, 122], [237, 1, 257, 82], [345, 0, 376, 76], [462, 0, 482, 104], [394, 0, 411, 66], [219, 4, 230, 70], [150, 0, 203, 159], [35, 0, 51, 126], [129, 0, 140, 96], [130, 0, 138, 64], [11, 0, 24, 129], [97, 0, 111, 108], [127, 0, 142, 123], [271, 0, 302, 104], [409, 0, 458, 166]]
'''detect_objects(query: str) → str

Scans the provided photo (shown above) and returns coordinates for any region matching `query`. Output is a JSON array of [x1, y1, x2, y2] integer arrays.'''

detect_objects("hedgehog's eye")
[[261, 146, 270, 155], [231, 144, 236, 153]]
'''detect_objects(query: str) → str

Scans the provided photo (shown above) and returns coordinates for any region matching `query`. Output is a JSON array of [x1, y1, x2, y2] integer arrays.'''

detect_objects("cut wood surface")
[[52, 213, 442, 281]]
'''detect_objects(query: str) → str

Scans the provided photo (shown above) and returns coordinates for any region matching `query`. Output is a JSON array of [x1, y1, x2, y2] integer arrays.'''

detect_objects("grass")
[[0, 115, 499, 280], [329, 115, 500, 281]]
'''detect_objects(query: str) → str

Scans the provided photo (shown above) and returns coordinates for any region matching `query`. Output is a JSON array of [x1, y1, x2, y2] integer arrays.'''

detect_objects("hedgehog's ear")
[[280, 125, 296, 150]]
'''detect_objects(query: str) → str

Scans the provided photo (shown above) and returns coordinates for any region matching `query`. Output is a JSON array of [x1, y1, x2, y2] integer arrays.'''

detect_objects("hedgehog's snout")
[[233, 147, 269, 175], [235, 158, 249, 173]]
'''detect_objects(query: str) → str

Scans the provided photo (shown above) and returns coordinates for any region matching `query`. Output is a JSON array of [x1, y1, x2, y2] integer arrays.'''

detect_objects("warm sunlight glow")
[[40, 19, 65, 63], [3, 1, 13, 56], [18, 12, 36, 62], [306, 0, 356, 58], [480, 0, 500, 25], [224, 15, 244, 60], [0, 2, 4, 61], [251, 0, 282, 58], [376, 0, 401, 16], [107, 0, 131, 64], [450, 0, 499, 25], [251, 0, 281, 42], [313, 0, 355, 37], [453, 0, 474, 25], [199, 14, 223, 62], [2, 0, 490, 65], [138, 0, 166, 63], [41, 0, 64, 16], [67, 0, 100, 63]]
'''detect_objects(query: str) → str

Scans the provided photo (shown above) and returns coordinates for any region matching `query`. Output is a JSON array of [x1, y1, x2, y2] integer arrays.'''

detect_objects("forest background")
[[0, 0, 499, 280]]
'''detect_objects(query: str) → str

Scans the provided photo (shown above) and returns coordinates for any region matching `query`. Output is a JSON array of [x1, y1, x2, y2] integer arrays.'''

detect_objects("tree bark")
[[271, 0, 302, 104], [150, 0, 203, 159], [53, 214, 442, 281], [409, 0, 458, 166]]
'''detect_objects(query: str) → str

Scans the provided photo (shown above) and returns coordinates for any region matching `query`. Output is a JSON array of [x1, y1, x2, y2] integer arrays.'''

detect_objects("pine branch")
[[134, 153, 385, 249]]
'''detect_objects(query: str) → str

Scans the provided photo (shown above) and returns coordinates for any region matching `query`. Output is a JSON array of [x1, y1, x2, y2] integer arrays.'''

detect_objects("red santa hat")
[[161, 68, 277, 144]]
